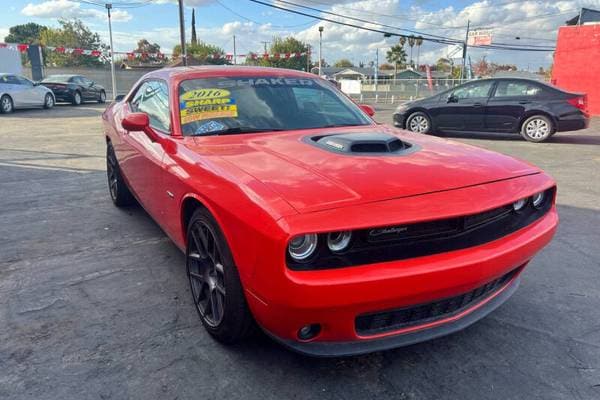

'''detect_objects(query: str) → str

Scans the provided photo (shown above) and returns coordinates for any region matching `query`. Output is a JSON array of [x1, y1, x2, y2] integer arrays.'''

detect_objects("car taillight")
[[568, 95, 588, 112]]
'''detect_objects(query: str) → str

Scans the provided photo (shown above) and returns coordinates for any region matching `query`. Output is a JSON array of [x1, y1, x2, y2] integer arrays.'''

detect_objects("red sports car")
[[102, 66, 558, 356]]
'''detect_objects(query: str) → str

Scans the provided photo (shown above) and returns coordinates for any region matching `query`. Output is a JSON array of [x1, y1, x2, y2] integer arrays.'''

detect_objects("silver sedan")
[[0, 73, 55, 113]]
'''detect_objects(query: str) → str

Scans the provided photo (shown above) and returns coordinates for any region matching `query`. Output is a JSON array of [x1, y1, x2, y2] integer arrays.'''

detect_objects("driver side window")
[[452, 81, 494, 100], [130, 80, 171, 133]]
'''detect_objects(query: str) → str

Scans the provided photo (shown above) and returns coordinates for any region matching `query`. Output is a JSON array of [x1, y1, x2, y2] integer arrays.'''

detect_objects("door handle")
[[473, 103, 483, 107], [518, 100, 531, 104]]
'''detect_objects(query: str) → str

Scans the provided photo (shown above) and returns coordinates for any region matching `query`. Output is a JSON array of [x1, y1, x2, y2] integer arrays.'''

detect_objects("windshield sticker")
[[215, 78, 314, 88], [180, 88, 238, 124], [194, 120, 227, 135]]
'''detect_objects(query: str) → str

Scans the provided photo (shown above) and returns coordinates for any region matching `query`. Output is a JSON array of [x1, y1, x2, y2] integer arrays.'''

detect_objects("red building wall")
[[552, 24, 600, 115]]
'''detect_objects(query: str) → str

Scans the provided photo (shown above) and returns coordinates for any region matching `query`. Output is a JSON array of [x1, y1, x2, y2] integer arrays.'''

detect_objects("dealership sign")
[[467, 29, 493, 46]]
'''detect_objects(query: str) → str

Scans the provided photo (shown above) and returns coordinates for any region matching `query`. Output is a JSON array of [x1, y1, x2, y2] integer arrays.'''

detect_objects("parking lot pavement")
[[1, 103, 599, 400]]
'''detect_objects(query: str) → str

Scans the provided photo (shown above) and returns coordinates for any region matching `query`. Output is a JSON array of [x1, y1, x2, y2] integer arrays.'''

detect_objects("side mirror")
[[114, 94, 125, 102], [359, 104, 375, 117], [447, 94, 458, 103], [122, 112, 160, 142], [89, 81, 95, 87]]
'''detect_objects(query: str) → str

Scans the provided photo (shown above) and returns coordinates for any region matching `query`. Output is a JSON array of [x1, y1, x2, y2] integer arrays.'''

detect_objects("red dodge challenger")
[[102, 66, 558, 356]]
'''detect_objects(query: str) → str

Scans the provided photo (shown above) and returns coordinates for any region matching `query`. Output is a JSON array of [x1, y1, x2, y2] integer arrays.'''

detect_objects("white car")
[[0, 73, 55, 113]]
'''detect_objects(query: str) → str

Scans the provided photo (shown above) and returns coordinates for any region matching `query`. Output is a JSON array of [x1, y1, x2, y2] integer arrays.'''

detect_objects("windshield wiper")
[[191, 127, 285, 136]]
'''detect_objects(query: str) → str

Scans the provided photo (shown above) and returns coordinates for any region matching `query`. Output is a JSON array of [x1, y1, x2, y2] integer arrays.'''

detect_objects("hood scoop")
[[306, 132, 417, 156]]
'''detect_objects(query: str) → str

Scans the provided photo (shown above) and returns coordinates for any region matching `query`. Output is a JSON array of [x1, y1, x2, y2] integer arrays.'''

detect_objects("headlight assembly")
[[288, 234, 318, 261]]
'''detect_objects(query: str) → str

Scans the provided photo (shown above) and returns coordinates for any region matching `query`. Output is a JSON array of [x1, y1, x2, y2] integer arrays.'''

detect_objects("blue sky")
[[1, 1, 596, 68]]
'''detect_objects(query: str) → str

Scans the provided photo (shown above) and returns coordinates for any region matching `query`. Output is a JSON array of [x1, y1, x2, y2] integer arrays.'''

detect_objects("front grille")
[[287, 187, 555, 270], [355, 268, 520, 336]]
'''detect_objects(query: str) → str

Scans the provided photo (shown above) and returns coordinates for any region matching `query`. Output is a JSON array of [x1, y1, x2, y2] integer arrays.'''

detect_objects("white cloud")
[[0, 27, 9, 42], [22, 0, 132, 22]]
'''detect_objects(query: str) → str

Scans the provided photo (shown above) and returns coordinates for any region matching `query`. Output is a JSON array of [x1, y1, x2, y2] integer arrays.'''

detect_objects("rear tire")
[[406, 111, 432, 134], [98, 90, 106, 104], [43, 93, 54, 109], [520, 115, 554, 143], [186, 208, 254, 344], [0, 95, 14, 114], [72, 91, 82, 106], [106, 142, 135, 207]]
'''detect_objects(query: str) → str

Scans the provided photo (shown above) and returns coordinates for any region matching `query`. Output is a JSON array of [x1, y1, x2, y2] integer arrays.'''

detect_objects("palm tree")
[[399, 35, 406, 48], [408, 35, 416, 69], [415, 36, 423, 70], [386, 44, 407, 77]]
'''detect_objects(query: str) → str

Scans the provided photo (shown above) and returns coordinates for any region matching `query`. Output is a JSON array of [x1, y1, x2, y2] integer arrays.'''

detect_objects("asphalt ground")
[[1, 102, 599, 400]]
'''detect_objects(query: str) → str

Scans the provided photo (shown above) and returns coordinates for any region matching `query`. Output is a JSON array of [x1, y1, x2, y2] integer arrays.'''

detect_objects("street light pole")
[[178, 0, 187, 66], [460, 19, 470, 82], [318, 26, 323, 76], [106, 3, 117, 100]]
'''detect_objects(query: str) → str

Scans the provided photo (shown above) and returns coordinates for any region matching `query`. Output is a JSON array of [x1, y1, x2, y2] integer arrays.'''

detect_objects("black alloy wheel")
[[186, 208, 254, 343], [106, 142, 135, 206]]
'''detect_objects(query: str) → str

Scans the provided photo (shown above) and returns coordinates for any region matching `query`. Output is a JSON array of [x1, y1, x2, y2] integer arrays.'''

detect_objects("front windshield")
[[178, 76, 371, 136]]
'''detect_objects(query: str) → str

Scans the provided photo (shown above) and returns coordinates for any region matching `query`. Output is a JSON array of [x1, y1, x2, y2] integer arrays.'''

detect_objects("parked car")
[[103, 67, 557, 356], [0, 73, 55, 113], [40, 74, 106, 105], [394, 78, 589, 142]]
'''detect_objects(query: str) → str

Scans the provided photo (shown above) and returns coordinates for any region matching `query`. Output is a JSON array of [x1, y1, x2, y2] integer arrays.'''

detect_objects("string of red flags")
[[0, 43, 309, 61]]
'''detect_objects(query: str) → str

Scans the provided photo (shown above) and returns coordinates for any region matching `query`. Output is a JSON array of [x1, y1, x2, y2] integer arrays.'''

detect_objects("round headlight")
[[288, 234, 318, 261], [326, 231, 352, 252], [532, 192, 545, 208], [513, 198, 527, 211]]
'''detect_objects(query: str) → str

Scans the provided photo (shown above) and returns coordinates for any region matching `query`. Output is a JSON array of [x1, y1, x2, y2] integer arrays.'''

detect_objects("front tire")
[[43, 93, 54, 109], [520, 115, 554, 143], [98, 90, 106, 103], [0, 95, 14, 114], [186, 208, 254, 344], [72, 91, 82, 106], [406, 111, 432, 134], [106, 142, 135, 207]]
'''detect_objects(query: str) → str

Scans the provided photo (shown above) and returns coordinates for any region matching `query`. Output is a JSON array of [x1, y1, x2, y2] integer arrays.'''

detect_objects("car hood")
[[191, 125, 539, 213]]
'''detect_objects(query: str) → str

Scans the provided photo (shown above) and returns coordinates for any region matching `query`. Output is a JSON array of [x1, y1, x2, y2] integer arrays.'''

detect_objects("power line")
[[215, 0, 315, 29], [247, 0, 556, 51]]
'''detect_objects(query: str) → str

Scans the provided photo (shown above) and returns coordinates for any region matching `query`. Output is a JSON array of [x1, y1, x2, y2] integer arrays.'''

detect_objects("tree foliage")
[[386, 44, 407, 73], [39, 19, 107, 67], [257, 37, 310, 71], [333, 58, 354, 68], [132, 39, 164, 62], [173, 41, 229, 65], [4, 23, 47, 44]]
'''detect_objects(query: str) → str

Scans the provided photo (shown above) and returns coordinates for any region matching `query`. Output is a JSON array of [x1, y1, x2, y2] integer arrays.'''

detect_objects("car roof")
[[142, 65, 317, 82]]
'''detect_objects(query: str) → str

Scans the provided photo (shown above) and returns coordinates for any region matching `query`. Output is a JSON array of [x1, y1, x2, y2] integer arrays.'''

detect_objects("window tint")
[[178, 77, 370, 136], [130, 80, 171, 132], [1, 75, 19, 84], [494, 81, 541, 97], [16, 76, 33, 87], [452, 81, 494, 99], [81, 77, 93, 86]]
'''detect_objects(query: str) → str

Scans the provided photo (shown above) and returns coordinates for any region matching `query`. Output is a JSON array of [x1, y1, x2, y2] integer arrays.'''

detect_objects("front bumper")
[[265, 274, 520, 357], [393, 112, 406, 128], [245, 200, 558, 357]]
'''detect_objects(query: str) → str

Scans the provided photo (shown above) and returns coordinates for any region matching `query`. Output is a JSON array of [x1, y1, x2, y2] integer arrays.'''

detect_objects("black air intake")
[[306, 132, 416, 156]]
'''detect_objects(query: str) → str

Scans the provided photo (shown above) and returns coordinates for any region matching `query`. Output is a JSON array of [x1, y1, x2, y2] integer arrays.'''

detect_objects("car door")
[[432, 80, 495, 131], [80, 77, 98, 100], [18, 76, 45, 106], [485, 80, 543, 132], [1, 75, 25, 107], [116, 79, 171, 220]]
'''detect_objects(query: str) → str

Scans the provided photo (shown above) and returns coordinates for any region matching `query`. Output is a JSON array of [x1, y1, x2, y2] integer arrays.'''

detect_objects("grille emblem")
[[369, 226, 408, 238]]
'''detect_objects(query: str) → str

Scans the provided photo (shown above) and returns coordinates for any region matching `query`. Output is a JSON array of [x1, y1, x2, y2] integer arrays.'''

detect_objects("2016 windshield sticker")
[[180, 88, 238, 124]]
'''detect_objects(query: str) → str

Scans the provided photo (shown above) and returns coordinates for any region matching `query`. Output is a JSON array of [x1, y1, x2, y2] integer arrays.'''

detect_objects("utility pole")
[[318, 26, 324, 76], [374, 48, 379, 93], [306, 44, 311, 72], [106, 3, 117, 100], [178, 0, 187, 66], [233, 35, 236, 64], [461, 19, 470, 82], [261, 41, 269, 54]]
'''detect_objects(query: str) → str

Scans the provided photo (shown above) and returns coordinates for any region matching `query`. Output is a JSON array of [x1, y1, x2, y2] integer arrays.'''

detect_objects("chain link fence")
[[346, 78, 473, 104]]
